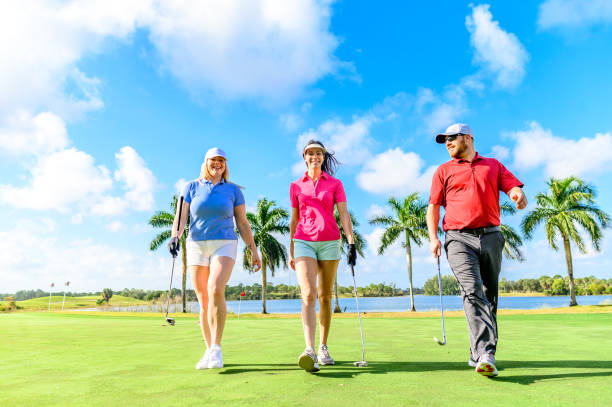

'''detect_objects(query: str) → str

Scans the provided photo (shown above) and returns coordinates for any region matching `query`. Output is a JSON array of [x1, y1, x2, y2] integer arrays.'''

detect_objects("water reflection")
[[95, 295, 612, 314]]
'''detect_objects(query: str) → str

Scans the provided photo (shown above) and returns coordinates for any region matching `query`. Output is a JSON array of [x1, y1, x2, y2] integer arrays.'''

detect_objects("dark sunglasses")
[[444, 134, 465, 142]]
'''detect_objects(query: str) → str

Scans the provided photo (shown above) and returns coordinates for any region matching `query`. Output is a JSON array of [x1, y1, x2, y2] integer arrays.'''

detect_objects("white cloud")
[[0, 146, 156, 215], [175, 178, 188, 197], [147, 0, 344, 104], [106, 221, 124, 232], [416, 85, 468, 134], [0, 148, 113, 212], [509, 121, 612, 178], [465, 4, 529, 89], [0, 219, 172, 292], [279, 113, 303, 132], [356, 148, 437, 195], [538, 0, 612, 29], [114, 146, 156, 211], [0, 1, 345, 116], [365, 204, 387, 220], [490, 145, 510, 160], [293, 115, 377, 174], [0, 1, 150, 117], [0, 111, 69, 157]]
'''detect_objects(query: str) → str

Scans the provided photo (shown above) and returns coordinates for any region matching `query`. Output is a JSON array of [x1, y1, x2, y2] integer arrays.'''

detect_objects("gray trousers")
[[444, 230, 505, 359]]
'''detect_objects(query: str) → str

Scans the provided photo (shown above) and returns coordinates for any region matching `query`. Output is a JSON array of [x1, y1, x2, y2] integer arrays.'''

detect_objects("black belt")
[[452, 226, 501, 236]]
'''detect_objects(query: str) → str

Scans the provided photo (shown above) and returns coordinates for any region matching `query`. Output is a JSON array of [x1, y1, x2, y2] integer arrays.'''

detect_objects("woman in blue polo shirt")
[[169, 147, 261, 369]]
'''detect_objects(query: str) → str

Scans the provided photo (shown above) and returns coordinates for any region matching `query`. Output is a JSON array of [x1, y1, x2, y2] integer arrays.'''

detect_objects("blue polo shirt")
[[182, 178, 245, 241]]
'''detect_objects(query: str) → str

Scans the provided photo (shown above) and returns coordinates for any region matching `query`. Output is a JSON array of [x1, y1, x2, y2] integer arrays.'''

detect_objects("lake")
[[104, 295, 612, 314]]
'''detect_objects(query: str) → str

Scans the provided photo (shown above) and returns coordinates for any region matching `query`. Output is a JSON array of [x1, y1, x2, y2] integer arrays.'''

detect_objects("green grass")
[[2, 312, 612, 406], [0, 295, 149, 311]]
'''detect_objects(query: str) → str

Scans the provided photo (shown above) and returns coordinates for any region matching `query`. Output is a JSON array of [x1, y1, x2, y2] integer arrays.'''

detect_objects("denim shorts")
[[293, 239, 341, 261]]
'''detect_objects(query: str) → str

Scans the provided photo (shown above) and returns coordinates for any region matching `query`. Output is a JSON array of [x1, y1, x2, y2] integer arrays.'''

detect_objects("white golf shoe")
[[475, 353, 498, 377], [317, 344, 335, 366], [195, 349, 210, 370], [468, 351, 477, 367], [207, 345, 224, 369], [298, 348, 320, 373]]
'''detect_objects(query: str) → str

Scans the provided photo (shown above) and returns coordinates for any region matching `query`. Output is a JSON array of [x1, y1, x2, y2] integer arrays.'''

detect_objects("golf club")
[[433, 256, 446, 345], [164, 195, 184, 326], [350, 265, 368, 367]]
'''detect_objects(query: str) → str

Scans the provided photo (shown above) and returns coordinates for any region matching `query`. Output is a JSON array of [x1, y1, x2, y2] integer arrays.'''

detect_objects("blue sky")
[[1, 0, 612, 293]]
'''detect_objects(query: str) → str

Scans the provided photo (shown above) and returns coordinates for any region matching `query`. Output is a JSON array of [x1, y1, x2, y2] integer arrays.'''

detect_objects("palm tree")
[[369, 193, 430, 312], [522, 176, 609, 306], [149, 196, 190, 312], [242, 198, 289, 314], [333, 208, 366, 313], [500, 201, 525, 261]]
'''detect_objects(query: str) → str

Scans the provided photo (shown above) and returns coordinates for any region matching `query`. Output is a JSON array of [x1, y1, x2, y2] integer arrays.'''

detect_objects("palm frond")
[[150, 230, 171, 251]]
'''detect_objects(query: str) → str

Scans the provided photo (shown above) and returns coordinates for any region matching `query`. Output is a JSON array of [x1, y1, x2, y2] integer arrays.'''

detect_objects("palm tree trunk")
[[261, 260, 268, 314], [405, 231, 416, 312], [563, 237, 578, 306], [181, 239, 187, 313], [333, 277, 342, 313]]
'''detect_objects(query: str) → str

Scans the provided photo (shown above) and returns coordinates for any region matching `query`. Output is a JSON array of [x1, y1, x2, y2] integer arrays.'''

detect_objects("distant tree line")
[[5, 275, 611, 303], [500, 275, 612, 296], [422, 274, 612, 296]]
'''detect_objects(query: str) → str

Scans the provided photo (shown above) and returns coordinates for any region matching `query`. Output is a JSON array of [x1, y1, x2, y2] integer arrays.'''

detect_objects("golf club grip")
[[176, 195, 184, 240]]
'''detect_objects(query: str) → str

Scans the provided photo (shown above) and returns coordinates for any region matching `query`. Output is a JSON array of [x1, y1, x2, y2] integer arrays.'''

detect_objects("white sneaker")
[[468, 352, 477, 368], [195, 349, 210, 370], [298, 348, 320, 373], [475, 353, 498, 377], [317, 344, 335, 366], [207, 345, 223, 369]]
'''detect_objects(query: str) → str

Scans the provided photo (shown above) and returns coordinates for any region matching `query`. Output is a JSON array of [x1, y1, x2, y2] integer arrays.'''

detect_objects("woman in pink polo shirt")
[[289, 140, 356, 373]]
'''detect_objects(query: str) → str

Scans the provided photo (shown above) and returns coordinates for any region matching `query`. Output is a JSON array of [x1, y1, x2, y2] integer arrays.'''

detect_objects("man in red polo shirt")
[[426, 123, 527, 377]]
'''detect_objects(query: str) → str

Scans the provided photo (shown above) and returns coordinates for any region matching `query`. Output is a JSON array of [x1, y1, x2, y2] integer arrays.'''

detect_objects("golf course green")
[[2, 310, 612, 406]]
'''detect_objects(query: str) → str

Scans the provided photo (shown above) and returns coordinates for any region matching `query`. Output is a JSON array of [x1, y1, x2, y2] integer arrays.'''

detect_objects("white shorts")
[[186, 239, 238, 266]]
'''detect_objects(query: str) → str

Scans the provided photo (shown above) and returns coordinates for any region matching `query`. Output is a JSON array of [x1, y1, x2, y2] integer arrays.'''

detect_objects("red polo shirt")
[[429, 152, 523, 231]]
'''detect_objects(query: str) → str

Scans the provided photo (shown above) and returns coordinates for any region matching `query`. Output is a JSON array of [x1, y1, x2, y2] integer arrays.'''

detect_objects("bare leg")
[[317, 260, 339, 345], [207, 256, 235, 346], [190, 265, 211, 347], [295, 257, 318, 349]]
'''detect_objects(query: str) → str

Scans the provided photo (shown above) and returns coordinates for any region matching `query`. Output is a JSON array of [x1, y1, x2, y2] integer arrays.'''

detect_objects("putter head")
[[433, 337, 446, 346], [353, 361, 368, 367], [166, 317, 176, 326]]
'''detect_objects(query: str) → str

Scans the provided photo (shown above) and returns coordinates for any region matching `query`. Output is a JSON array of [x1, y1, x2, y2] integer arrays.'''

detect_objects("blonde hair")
[[198, 158, 243, 188]]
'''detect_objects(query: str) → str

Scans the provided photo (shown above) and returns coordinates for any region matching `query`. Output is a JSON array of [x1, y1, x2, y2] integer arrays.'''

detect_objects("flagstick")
[[238, 296, 241, 320], [48, 289, 52, 311], [61, 281, 70, 311]]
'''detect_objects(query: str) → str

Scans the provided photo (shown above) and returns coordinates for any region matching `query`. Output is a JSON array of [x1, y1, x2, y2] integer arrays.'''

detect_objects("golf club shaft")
[[351, 265, 366, 362], [437, 256, 446, 342], [166, 195, 184, 319], [165, 257, 176, 318]]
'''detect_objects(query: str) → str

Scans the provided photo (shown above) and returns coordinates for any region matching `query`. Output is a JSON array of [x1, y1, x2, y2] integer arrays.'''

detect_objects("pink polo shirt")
[[290, 171, 347, 241]]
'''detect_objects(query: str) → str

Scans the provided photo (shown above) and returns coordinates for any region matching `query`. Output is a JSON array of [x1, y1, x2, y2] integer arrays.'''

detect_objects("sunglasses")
[[444, 134, 465, 142]]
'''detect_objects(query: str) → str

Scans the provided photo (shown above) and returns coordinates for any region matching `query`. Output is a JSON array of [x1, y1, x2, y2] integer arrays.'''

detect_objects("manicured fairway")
[[2, 311, 612, 406]]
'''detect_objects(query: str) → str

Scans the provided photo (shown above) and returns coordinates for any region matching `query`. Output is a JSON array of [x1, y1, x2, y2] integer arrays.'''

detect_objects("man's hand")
[[508, 187, 528, 210], [430, 238, 442, 258]]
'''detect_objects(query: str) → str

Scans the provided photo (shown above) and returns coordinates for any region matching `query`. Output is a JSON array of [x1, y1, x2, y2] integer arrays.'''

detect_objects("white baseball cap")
[[205, 147, 227, 160], [435, 123, 474, 144]]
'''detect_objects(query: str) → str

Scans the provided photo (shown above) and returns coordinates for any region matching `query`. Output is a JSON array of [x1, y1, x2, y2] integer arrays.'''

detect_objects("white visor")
[[303, 142, 326, 153]]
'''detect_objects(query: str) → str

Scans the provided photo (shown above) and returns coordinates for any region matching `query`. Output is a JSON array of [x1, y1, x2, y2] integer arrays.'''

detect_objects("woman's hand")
[[289, 254, 296, 271], [250, 248, 262, 272]]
